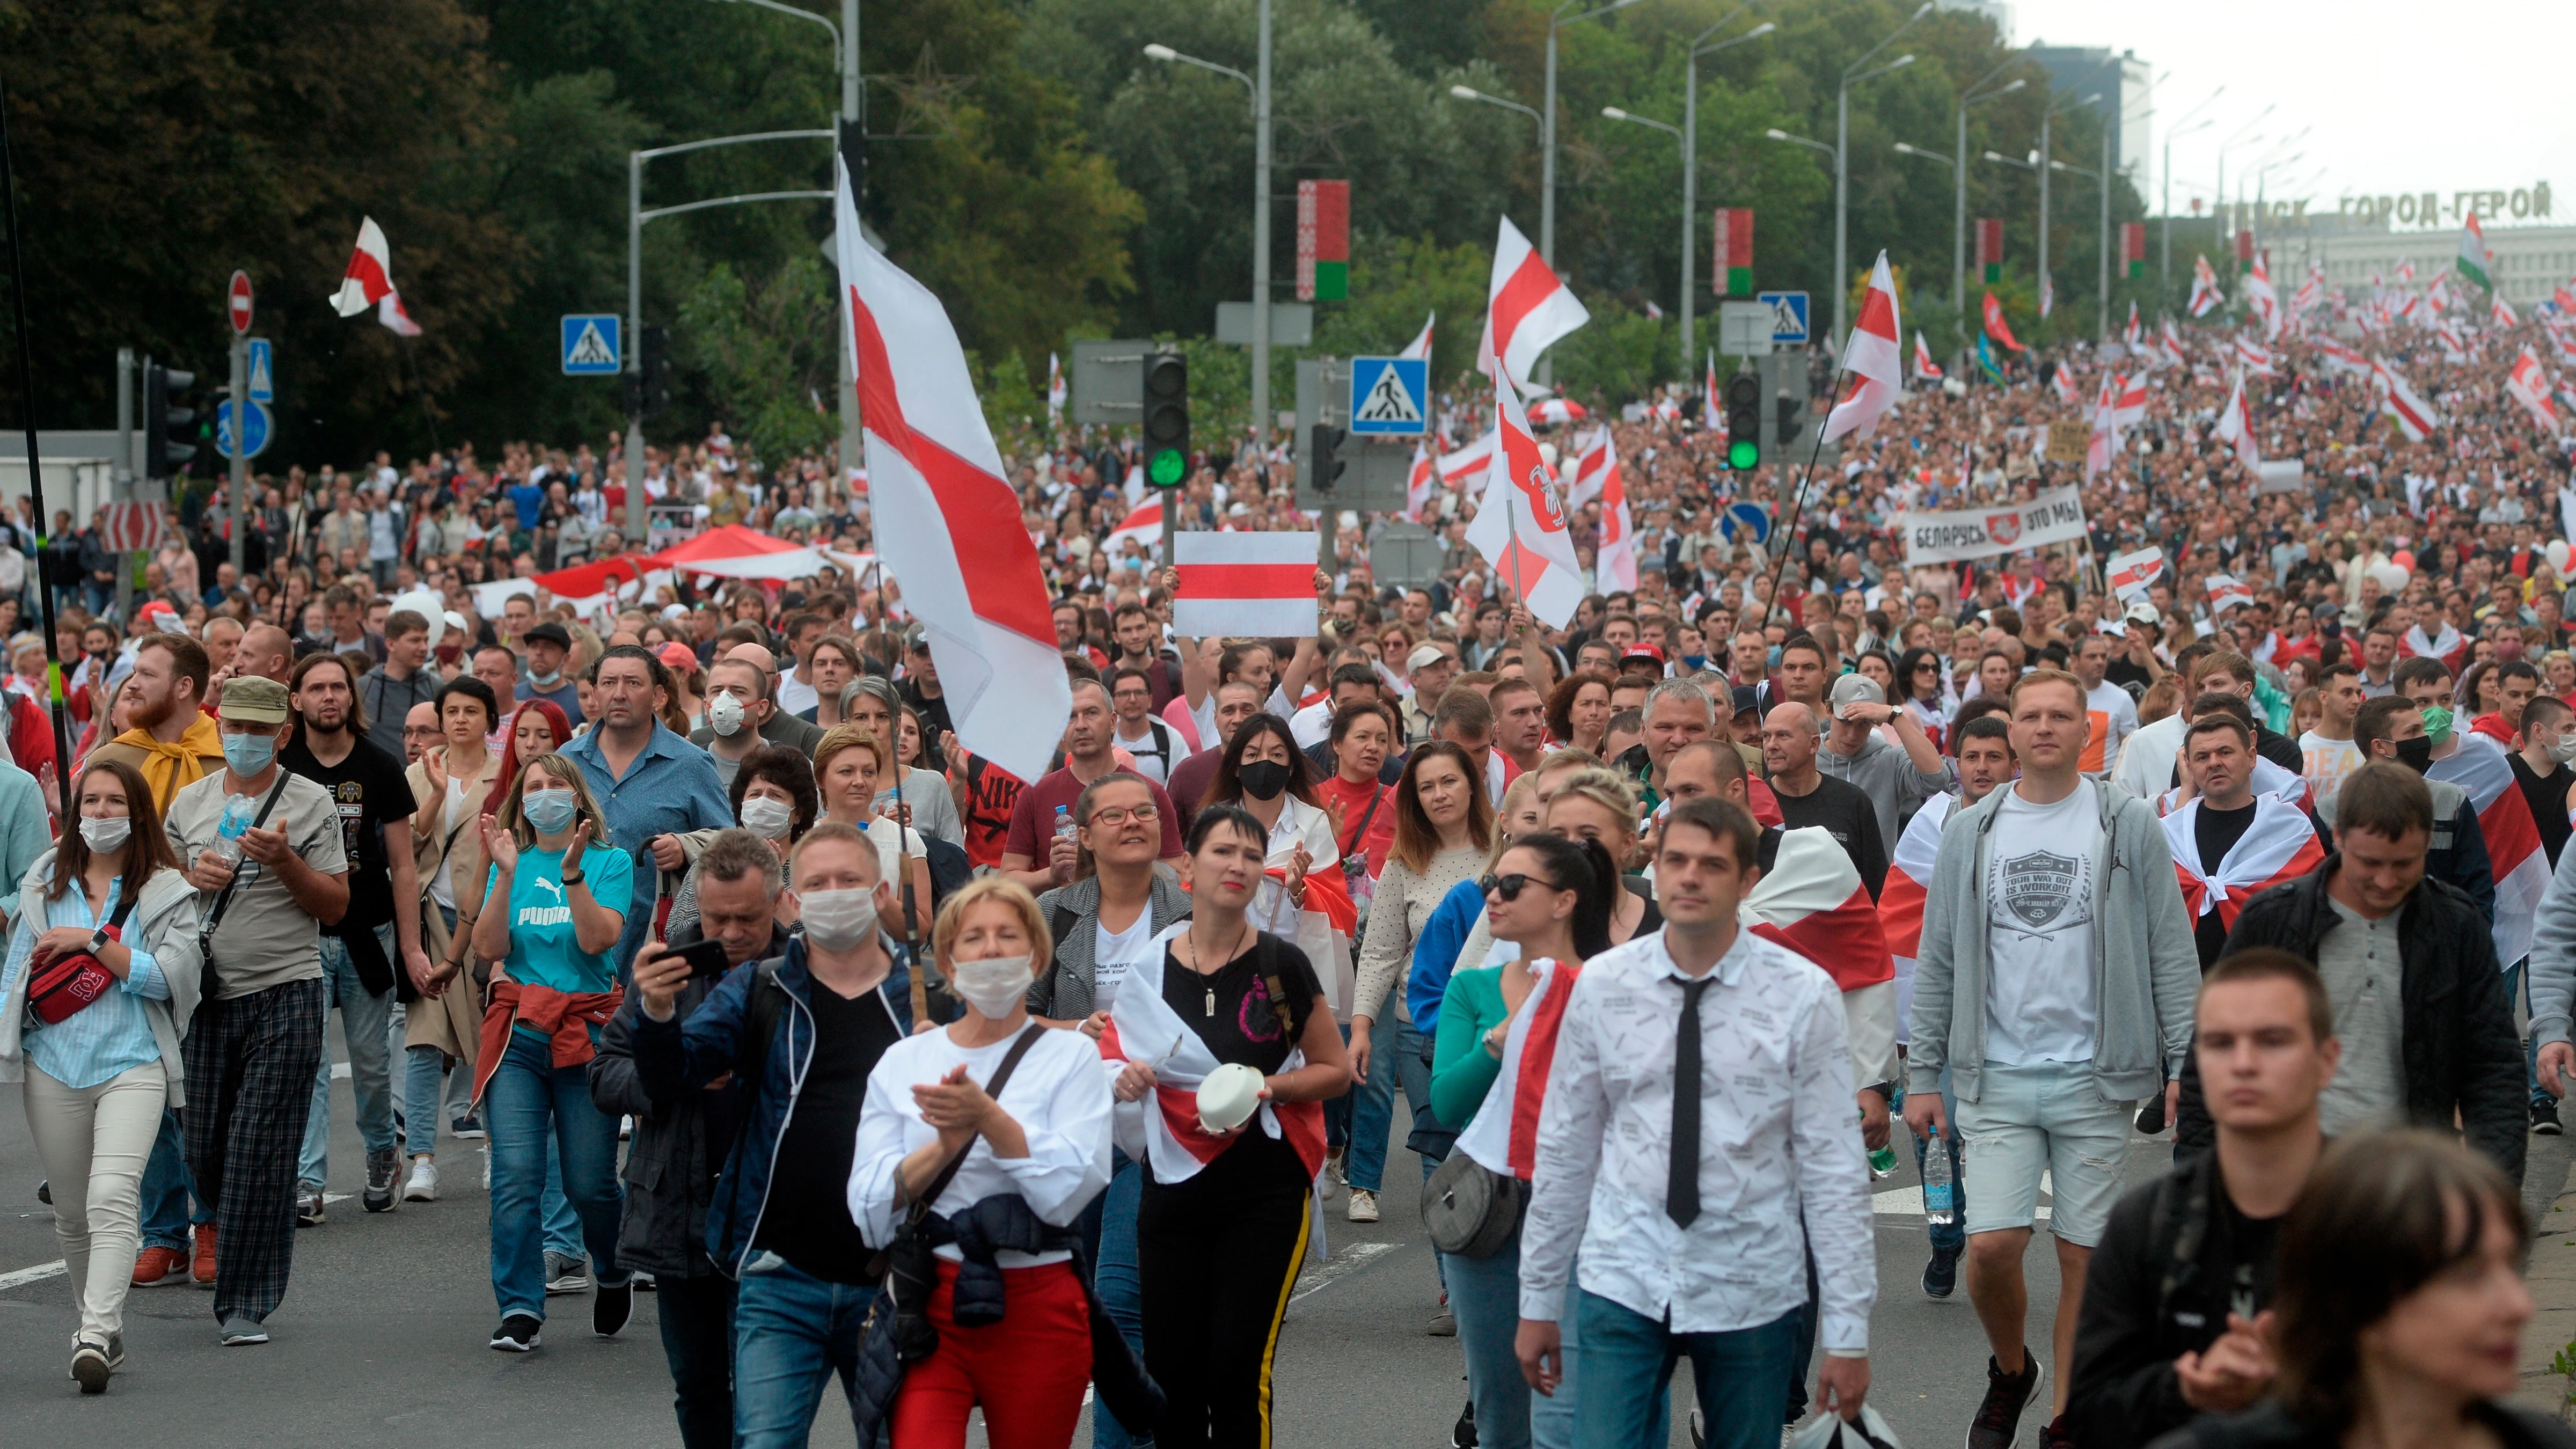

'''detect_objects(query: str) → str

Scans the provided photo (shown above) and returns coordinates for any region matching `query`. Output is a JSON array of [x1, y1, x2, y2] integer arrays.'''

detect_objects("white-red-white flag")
[[1475, 217, 1590, 390], [1046, 352, 1066, 422], [2204, 573, 2255, 616], [1104, 496, 1163, 554], [1399, 311, 1436, 361], [2235, 336, 2274, 376], [2052, 364, 2082, 406], [1594, 436, 1637, 593], [1703, 350, 1721, 427], [2215, 371, 2262, 469], [2189, 255, 2223, 317], [1404, 442, 1435, 521], [1466, 343, 1584, 626], [1172, 532, 1320, 639], [1913, 331, 1943, 380], [1564, 430, 1613, 511], [2106, 546, 2163, 602], [2243, 253, 2281, 339], [2122, 302, 2141, 348], [331, 217, 397, 317], [835, 155, 1067, 784], [2508, 349, 2560, 433], [2373, 356, 2444, 441], [376, 290, 422, 338], [2494, 293, 2521, 327], [1437, 431, 1496, 492], [1822, 251, 1902, 444], [2107, 371, 2147, 434]]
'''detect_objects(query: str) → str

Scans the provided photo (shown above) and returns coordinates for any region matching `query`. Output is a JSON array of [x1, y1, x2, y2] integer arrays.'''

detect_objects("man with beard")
[[999, 677, 1184, 892], [280, 653, 433, 1220], [91, 633, 226, 805]]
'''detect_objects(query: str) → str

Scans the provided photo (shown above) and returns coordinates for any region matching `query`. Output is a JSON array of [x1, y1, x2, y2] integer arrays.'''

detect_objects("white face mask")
[[739, 794, 794, 838], [799, 886, 879, 952], [79, 816, 133, 854], [2551, 735, 2576, 767], [951, 954, 1033, 1019], [708, 691, 746, 737]]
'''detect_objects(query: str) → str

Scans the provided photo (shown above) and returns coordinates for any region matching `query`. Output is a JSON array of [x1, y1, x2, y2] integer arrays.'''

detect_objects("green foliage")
[[1552, 302, 1675, 407], [675, 255, 838, 466]]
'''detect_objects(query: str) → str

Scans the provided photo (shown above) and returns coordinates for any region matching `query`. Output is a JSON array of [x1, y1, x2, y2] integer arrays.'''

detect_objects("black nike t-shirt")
[[280, 733, 415, 936]]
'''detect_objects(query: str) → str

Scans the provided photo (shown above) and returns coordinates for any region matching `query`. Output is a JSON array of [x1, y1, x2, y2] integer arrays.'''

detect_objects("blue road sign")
[[246, 338, 274, 402], [1759, 291, 1810, 346], [215, 399, 272, 460], [561, 314, 622, 375], [1718, 500, 1772, 545], [1348, 356, 1429, 436]]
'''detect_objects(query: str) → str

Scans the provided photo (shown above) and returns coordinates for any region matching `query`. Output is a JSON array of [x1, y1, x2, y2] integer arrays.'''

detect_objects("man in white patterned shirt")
[[1514, 796, 1877, 1449]]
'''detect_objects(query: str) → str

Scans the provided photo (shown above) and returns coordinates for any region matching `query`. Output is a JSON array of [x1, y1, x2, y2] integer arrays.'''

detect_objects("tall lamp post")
[[1144, 4, 1274, 448], [2212, 104, 2274, 245], [1674, 12, 1776, 364], [1600, 106, 1688, 363], [1892, 74, 2023, 355], [2041, 147, 2106, 338], [2160, 86, 2223, 292], [1827, 1, 1934, 342]]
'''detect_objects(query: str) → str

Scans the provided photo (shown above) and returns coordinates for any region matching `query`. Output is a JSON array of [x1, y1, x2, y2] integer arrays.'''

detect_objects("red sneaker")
[[191, 1224, 217, 1288], [131, 1245, 188, 1287]]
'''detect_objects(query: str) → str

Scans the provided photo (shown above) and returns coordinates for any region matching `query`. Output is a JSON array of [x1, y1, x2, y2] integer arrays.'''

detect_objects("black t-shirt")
[[280, 733, 415, 935], [2192, 801, 2260, 969], [2512, 754, 2575, 870], [1163, 932, 1322, 1075], [1771, 773, 1889, 899], [754, 978, 903, 1284]]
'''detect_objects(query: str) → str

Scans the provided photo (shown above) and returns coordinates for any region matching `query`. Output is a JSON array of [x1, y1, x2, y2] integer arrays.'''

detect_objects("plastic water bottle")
[[210, 794, 257, 867], [1053, 804, 1075, 848], [1921, 1130, 1957, 1225]]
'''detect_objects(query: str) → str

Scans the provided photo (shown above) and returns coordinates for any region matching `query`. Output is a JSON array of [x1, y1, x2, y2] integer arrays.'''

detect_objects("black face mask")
[[2394, 735, 2434, 773], [1238, 759, 1292, 801]]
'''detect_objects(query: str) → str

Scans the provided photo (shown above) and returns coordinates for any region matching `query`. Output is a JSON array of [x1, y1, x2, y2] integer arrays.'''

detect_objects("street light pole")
[[1679, 14, 1776, 366], [1602, 106, 1687, 368], [2160, 87, 2223, 298], [1832, 2, 1932, 342], [1146, 19, 1270, 447], [1539, 0, 1640, 383]]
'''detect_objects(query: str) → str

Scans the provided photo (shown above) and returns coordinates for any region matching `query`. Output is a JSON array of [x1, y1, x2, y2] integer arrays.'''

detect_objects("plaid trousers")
[[184, 975, 325, 1324]]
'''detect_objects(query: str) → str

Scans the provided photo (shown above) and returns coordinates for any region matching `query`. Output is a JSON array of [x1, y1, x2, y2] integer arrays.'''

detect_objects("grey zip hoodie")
[[1818, 729, 1955, 866], [1905, 778, 2202, 1105]]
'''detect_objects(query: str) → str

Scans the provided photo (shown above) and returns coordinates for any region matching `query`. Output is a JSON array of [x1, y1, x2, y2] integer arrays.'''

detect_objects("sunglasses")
[[1479, 872, 1545, 902]]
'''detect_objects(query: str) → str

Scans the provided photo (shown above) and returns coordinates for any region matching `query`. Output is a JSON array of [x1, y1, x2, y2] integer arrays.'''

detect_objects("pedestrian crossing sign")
[[561, 314, 621, 376], [1348, 356, 1428, 436]]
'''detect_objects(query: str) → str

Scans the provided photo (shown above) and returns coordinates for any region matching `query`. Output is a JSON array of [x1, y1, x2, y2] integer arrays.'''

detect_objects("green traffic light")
[[1728, 438, 1759, 470], [1148, 448, 1186, 487]]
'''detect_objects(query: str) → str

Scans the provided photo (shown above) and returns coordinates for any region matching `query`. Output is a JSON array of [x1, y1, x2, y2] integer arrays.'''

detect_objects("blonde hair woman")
[[811, 723, 935, 938]]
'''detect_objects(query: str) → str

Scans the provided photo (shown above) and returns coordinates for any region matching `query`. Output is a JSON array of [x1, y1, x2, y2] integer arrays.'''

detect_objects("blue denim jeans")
[[1447, 1224, 1534, 1449], [1393, 1019, 1451, 1293], [1342, 988, 1400, 1192], [139, 1108, 211, 1251], [486, 1027, 625, 1319], [403, 1044, 445, 1159], [1526, 1272, 1648, 1449], [731, 1256, 877, 1449], [1087, 1155, 1151, 1449], [1573, 1289, 1796, 1449], [299, 925, 398, 1191], [543, 1144, 584, 1258]]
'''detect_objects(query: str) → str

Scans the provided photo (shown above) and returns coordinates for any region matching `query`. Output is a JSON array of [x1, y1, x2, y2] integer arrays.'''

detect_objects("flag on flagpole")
[[2235, 336, 2275, 376], [1823, 252, 1904, 444], [1913, 332, 1943, 380], [2493, 293, 2520, 327], [1594, 436, 1638, 592], [2038, 274, 2054, 319], [1476, 216, 1590, 389], [2458, 214, 2494, 292], [2242, 253, 2280, 339], [331, 217, 398, 316], [835, 154, 1067, 785], [1975, 332, 2004, 382], [2508, 349, 2560, 433], [1104, 496, 1164, 554], [2122, 302, 2141, 348], [2215, 371, 2262, 469], [1172, 532, 1321, 638], [1046, 352, 1066, 422], [2052, 364, 2081, 405], [1465, 343, 1584, 626], [1981, 291, 2025, 352], [1404, 442, 1435, 521], [2107, 546, 2164, 602], [2084, 370, 2117, 477], [376, 291, 422, 338], [1703, 351, 1721, 428], [2204, 573, 2255, 616], [2373, 356, 2444, 440], [2158, 318, 2189, 369], [1437, 431, 1497, 492], [1398, 311, 1436, 361], [1564, 430, 1612, 511], [2189, 254, 2223, 317]]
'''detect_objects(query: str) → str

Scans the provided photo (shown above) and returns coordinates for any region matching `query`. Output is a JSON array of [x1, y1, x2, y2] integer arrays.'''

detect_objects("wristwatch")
[[86, 927, 111, 956]]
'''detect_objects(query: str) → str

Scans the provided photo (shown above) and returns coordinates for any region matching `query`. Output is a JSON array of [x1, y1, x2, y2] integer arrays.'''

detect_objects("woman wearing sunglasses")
[[1428, 833, 1619, 1449], [1894, 646, 1953, 752]]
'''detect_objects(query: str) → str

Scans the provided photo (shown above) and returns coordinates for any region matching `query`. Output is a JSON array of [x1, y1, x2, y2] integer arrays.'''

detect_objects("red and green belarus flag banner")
[[1298, 180, 1349, 302], [1975, 218, 2004, 283], [2121, 222, 2146, 279], [2235, 228, 2256, 274], [1713, 207, 1753, 296], [2458, 213, 2494, 293]]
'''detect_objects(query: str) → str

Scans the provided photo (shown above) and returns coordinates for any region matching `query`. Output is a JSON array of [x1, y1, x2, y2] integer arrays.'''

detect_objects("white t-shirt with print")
[[1981, 780, 2103, 1066]]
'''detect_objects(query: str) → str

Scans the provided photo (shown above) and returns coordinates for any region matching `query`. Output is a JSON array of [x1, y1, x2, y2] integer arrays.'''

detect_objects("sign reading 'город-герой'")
[[2336, 184, 2553, 229]]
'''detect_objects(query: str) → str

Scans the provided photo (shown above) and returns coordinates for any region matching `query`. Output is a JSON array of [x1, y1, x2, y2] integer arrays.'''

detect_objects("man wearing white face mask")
[[631, 822, 936, 1448], [689, 660, 780, 792]]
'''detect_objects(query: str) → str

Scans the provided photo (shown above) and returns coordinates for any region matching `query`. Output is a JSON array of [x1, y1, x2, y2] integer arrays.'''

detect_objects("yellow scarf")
[[117, 713, 224, 810]]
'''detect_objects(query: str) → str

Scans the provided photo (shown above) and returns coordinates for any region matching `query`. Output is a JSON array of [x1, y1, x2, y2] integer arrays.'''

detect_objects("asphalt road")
[[0, 1022, 2564, 1448]]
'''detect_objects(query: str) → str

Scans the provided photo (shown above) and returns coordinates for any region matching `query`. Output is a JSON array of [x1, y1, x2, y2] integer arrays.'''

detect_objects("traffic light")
[[143, 358, 197, 479], [1723, 373, 1761, 470], [1141, 346, 1189, 487], [1309, 423, 1347, 493], [1776, 396, 1805, 451], [634, 326, 671, 418]]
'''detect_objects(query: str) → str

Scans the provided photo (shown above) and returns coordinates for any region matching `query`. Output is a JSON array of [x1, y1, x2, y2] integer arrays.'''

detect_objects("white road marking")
[[1290, 1238, 1397, 1304], [0, 1196, 354, 1293]]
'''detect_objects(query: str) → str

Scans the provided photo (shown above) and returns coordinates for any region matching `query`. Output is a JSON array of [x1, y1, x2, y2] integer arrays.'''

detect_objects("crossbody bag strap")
[[1344, 785, 1386, 858], [904, 1023, 1049, 1225], [1254, 933, 1300, 1042], [202, 779, 292, 938]]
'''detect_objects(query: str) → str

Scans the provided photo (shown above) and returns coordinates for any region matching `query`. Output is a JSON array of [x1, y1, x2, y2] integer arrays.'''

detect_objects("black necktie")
[[1668, 977, 1711, 1228]]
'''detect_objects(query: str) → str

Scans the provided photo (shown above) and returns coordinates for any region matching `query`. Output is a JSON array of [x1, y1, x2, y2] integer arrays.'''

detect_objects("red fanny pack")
[[25, 893, 137, 1027]]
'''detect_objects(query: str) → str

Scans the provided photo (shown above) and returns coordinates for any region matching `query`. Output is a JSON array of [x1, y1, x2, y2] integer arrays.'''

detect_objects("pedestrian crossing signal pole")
[[0, 69, 77, 807]]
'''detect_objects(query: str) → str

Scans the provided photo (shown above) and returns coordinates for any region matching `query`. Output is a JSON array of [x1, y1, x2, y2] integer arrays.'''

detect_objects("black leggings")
[[1137, 1135, 1314, 1449]]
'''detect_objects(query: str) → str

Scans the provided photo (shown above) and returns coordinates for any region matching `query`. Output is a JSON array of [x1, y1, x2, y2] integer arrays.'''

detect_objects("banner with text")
[[1898, 485, 2090, 566]]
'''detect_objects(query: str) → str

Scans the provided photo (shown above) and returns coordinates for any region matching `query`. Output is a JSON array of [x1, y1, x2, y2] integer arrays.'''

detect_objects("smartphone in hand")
[[670, 936, 735, 982]]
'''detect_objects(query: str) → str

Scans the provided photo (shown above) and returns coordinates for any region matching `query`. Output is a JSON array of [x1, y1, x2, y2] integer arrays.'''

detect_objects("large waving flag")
[[1594, 436, 1637, 592], [1913, 331, 1944, 380], [2373, 355, 2444, 441], [2242, 253, 2281, 339], [836, 156, 1067, 784], [2215, 371, 2262, 470], [1982, 290, 2025, 352], [1823, 251, 1903, 443], [1399, 310, 1436, 361], [1465, 340, 1584, 625], [1476, 216, 1590, 390], [1883, 793, 1953, 1045], [2508, 349, 2560, 433], [330, 216, 423, 335], [2158, 317, 2190, 369], [1404, 441, 1435, 521], [2189, 254, 2224, 317], [2459, 214, 2495, 292], [2431, 733, 2548, 965], [2163, 794, 2325, 932]]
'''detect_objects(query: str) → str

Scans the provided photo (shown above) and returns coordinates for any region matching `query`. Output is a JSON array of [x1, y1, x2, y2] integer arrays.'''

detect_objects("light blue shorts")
[[1955, 1059, 2131, 1247]]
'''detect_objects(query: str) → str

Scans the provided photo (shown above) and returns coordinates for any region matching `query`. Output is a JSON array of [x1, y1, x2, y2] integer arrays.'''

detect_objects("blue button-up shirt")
[[2, 876, 169, 1089], [558, 721, 733, 975]]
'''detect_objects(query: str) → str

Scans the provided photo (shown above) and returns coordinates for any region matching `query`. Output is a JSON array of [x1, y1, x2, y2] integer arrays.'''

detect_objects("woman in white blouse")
[[1195, 713, 1340, 941], [848, 876, 1113, 1447]]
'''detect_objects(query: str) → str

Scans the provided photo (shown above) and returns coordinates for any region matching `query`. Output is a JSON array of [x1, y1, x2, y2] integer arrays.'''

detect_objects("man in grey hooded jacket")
[[1818, 674, 1955, 858]]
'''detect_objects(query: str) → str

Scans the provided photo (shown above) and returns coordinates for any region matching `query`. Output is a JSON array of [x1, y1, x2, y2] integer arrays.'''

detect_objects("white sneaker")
[[1346, 1188, 1380, 1224], [404, 1158, 440, 1202]]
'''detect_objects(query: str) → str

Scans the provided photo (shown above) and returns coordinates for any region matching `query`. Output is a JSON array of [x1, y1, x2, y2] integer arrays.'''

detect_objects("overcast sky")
[[2006, 0, 2570, 230]]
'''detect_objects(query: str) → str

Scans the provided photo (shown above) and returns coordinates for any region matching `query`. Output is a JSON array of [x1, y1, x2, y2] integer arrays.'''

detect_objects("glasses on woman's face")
[[1913, 662, 1938, 675], [1086, 804, 1161, 827], [1479, 872, 1541, 902]]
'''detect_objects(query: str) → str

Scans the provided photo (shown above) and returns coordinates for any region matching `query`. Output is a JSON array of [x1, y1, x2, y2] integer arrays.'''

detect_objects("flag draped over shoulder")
[[2162, 794, 2324, 932], [2429, 734, 2549, 966]]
